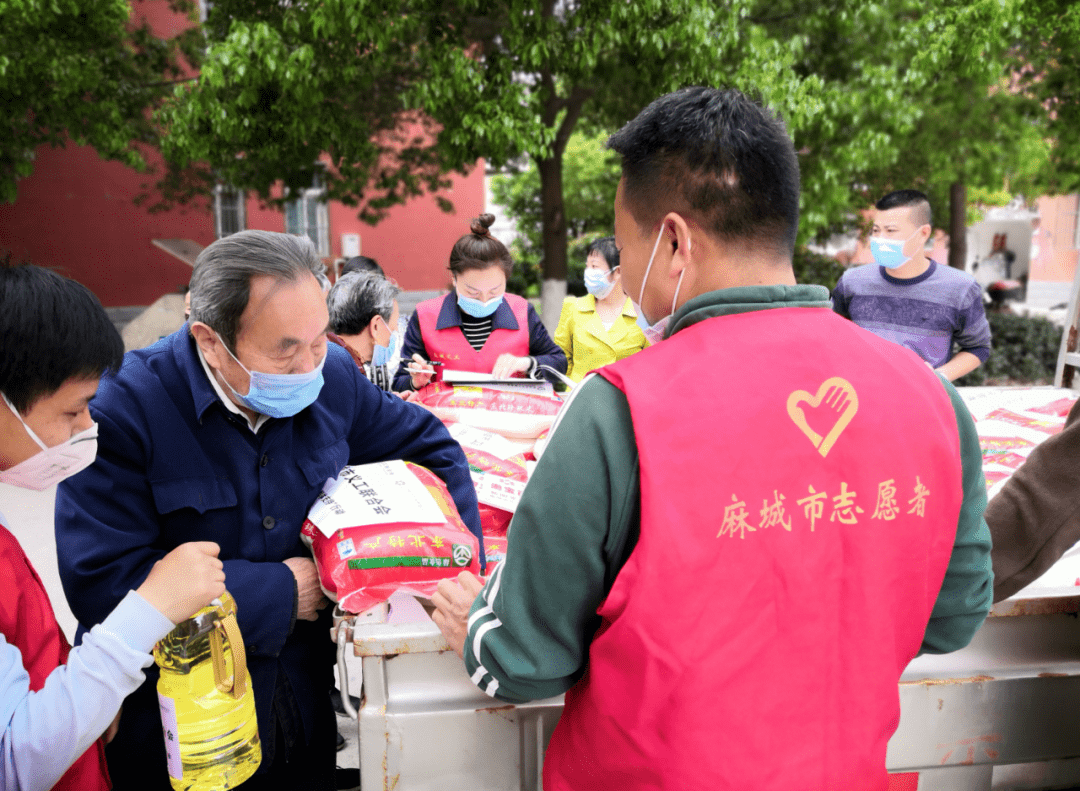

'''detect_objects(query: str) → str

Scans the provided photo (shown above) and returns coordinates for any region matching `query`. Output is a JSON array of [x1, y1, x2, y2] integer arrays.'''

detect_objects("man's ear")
[[662, 212, 694, 279], [190, 321, 225, 370]]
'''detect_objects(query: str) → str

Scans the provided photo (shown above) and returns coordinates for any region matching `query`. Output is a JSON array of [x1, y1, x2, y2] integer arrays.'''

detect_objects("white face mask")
[[0, 393, 98, 491], [631, 227, 686, 345]]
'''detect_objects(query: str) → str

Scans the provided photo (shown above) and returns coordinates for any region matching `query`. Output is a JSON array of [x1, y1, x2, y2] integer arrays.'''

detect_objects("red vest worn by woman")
[[415, 294, 530, 379], [0, 523, 111, 790], [544, 307, 963, 791]]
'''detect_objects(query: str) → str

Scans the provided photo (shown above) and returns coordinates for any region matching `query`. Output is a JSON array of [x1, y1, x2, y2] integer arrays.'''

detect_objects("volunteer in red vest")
[[0, 262, 226, 791], [393, 214, 566, 391], [431, 87, 993, 790]]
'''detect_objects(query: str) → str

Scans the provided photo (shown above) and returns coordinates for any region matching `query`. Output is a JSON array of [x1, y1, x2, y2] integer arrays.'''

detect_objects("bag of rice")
[[416, 383, 563, 454], [443, 423, 530, 573], [301, 460, 481, 614]]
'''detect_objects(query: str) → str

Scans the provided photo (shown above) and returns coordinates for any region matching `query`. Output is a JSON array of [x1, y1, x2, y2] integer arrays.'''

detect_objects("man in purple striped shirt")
[[831, 190, 991, 381]]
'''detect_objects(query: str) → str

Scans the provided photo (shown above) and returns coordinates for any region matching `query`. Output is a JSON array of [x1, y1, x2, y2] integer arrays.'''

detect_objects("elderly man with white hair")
[[327, 271, 402, 393]]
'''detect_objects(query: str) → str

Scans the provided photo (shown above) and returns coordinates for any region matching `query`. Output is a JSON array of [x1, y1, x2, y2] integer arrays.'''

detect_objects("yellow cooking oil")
[[153, 591, 261, 791]]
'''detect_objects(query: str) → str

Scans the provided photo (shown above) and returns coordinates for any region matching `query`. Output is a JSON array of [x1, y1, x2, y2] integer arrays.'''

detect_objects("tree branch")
[[137, 77, 198, 89], [553, 85, 594, 157]]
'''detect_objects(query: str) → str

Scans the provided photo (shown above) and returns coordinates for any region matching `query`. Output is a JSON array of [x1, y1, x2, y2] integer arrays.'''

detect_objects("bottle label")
[[157, 692, 183, 779]]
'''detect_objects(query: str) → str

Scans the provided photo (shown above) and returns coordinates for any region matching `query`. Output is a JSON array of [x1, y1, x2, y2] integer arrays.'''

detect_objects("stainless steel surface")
[[917, 765, 994, 790], [343, 585, 1080, 791], [891, 607, 1080, 776], [352, 594, 560, 790]]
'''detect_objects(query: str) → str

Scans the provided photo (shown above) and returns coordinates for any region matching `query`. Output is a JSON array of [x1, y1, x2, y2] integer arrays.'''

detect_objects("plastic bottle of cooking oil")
[[153, 591, 261, 791]]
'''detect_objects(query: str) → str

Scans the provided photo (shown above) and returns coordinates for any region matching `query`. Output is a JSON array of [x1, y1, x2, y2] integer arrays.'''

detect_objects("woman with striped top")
[[393, 214, 567, 390]]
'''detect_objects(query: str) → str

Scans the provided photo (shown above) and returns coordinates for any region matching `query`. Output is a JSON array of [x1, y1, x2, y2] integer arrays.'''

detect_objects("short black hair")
[[875, 190, 932, 229], [341, 256, 384, 278], [0, 260, 123, 413], [607, 87, 801, 256], [586, 237, 620, 271]]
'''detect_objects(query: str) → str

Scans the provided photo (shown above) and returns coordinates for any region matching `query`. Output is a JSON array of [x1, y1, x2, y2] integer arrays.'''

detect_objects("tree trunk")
[[948, 181, 967, 270], [538, 153, 567, 331]]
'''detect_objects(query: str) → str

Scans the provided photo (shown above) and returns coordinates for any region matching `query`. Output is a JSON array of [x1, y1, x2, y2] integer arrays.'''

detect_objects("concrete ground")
[[0, 481, 363, 778]]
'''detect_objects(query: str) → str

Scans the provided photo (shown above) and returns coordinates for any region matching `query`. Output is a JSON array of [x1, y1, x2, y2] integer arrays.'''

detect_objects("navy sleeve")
[[831, 273, 851, 319], [392, 312, 428, 391], [342, 375, 486, 571], [56, 380, 297, 657], [526, 303, 568, 378], [954, 281, 992, 363]]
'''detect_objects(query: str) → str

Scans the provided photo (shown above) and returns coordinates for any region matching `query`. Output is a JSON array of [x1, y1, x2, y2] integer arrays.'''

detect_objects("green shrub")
[[954, 311, 1062, 386], [793, 247, 847, 291]]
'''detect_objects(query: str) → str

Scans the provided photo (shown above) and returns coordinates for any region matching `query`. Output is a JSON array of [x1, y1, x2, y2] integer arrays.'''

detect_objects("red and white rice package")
[[301, 460, 480, 614], [416, 383, 563, 455], [445, 423, 531, 573]]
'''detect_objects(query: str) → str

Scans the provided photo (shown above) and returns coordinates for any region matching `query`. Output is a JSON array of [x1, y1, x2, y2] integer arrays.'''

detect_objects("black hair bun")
[[470, 214, 496, 237]]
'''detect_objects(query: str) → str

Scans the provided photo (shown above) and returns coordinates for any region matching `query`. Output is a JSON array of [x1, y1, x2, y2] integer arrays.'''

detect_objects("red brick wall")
[[0, 1, 485, 305]]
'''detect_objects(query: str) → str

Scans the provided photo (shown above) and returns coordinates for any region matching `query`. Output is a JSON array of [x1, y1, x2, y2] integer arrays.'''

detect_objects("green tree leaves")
[[0, 0, 201, 202], [7, 0, 1075, 296]]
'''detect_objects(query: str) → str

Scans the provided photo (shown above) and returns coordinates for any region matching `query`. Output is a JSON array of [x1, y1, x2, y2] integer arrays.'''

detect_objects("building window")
[[284, 172, 330, 256], [213, 185, 246, 239]]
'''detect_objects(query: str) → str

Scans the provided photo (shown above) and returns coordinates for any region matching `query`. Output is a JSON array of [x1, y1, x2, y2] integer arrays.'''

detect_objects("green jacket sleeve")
[[465, 376, 639, 703], [919, 377, 994, 654]]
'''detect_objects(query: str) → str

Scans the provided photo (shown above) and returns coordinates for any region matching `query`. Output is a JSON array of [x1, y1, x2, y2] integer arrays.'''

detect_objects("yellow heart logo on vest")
[[786, 377, 859, 458]]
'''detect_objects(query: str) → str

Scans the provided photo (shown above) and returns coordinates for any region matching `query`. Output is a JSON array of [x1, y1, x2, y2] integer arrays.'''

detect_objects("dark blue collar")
[[435, 292, 520, 331], [174, 326, 226, 423], [881, 260, 938, 286]]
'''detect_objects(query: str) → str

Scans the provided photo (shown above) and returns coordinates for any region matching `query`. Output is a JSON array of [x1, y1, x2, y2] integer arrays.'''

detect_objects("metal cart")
[[335, 575, 1080, 791]]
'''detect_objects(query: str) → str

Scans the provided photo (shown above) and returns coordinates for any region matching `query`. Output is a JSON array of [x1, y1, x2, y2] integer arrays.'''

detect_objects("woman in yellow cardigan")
[[554, 237, 649, 381]]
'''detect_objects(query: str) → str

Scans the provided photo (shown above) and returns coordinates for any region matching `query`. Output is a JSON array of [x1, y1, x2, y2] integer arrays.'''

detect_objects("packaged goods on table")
[[446, 424, 531, 572], [957, 387, 1078, 498], [301, 460, 481, 615], [415, 382, 563, 456]]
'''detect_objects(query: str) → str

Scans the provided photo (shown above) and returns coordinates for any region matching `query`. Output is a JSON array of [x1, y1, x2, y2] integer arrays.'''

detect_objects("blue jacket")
[[55, 328, 482, 770]]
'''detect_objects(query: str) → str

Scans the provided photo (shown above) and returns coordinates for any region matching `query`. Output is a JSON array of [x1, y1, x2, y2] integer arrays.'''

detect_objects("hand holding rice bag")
[[301, 460, 481, 615]]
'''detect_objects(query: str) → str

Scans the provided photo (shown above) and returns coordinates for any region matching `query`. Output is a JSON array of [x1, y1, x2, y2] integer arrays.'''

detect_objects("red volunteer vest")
[[415, 294, 531, 379], [544, 308, 963, 791], [0, 523, 111, 791]]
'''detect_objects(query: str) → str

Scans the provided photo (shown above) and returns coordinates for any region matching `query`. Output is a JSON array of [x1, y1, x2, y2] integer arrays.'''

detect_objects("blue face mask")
[[371, 328, 398, 368], [584, 267, 616, 299], [217, 333, 326, 418], [457, 293, 503, 318], [870, 231, 922, 270]]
